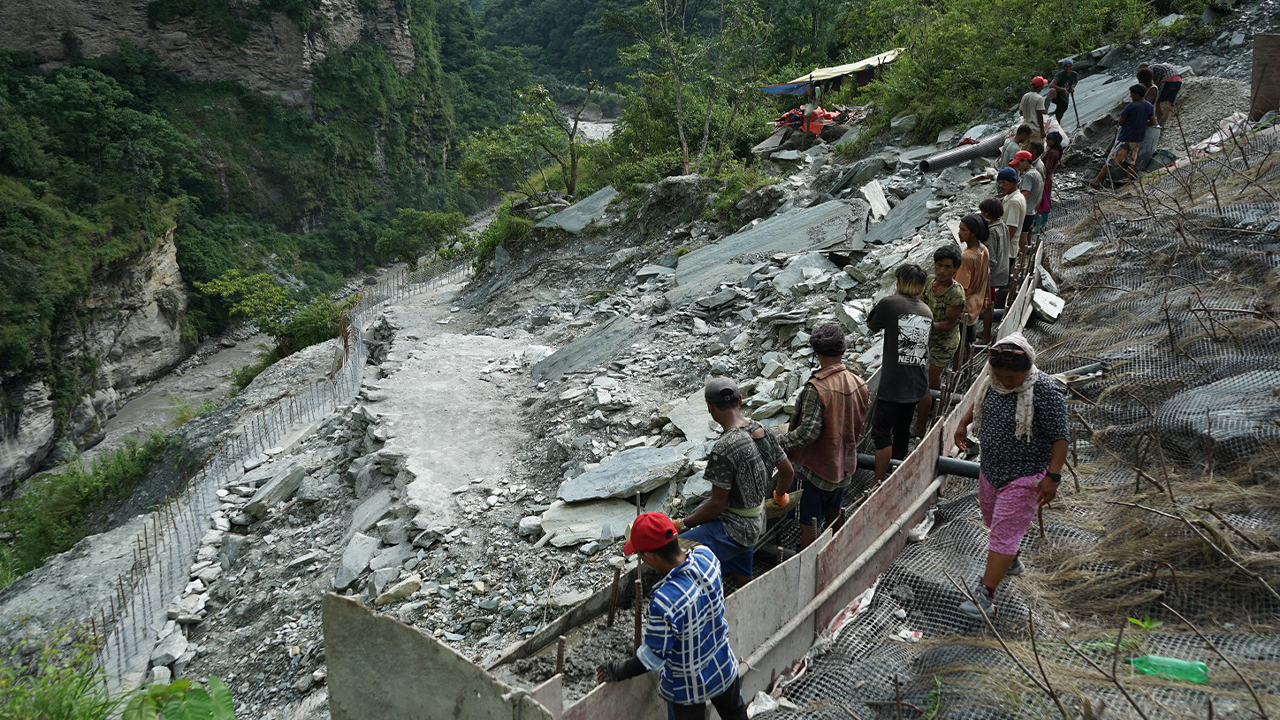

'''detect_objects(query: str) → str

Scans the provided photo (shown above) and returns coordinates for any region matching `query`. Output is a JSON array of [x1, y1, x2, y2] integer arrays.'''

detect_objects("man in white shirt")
[[997, 166, 1026, 283], [1019, 77, 1047, 141]]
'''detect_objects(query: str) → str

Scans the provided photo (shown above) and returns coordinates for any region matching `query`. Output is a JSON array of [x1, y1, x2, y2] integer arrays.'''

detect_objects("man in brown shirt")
[[778, 324, 870, 548]]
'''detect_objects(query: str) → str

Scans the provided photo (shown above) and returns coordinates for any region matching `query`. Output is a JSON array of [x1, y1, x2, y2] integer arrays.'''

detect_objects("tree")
[[617, 0, 771, 174], [194, 270, 295, 339], [515, 83, 598, 197], [375, 209, 469, 271]]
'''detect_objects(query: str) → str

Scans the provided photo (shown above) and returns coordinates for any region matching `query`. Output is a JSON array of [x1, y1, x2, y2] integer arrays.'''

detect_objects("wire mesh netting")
[[82, 259, 470, 690], [763, 135, 1280, 719]]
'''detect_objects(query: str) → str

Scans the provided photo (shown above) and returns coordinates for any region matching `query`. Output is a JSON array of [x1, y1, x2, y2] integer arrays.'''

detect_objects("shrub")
[[472, 201, 534, 272], [0, 636, 117, 720], [0, 432, 174, 590]]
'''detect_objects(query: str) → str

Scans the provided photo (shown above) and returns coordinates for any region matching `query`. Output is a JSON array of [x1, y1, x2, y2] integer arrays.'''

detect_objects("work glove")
[[596, 662, 623, 683], [772, 490, 790, 510], [597, 656, 646, 683]]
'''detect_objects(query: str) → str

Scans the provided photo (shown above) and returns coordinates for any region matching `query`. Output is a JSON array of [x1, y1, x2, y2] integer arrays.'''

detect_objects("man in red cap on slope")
[[596, 512, 749, 720], [1019, 76, 1048, 142]]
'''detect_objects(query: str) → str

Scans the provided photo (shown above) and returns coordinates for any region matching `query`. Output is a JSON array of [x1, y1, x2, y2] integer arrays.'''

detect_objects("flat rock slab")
[[245, 462, 307, 517], [1032, 289, 1065, 323], [557, 446, 688, 502], [1063, 241, 1101, 264], [861, 181, 892, 220], [772, 252, 839, 295], [1067, 74, 1130, 131], [862, 188, 934, 246], [669, 200, 863, 305], [535, 186, 618, 234], [540, 499, 637, 547], [665, 389, 720, 444], [348, 488, 394, 540], [334, 533, 381, 590], [533, 315, 644, 381]]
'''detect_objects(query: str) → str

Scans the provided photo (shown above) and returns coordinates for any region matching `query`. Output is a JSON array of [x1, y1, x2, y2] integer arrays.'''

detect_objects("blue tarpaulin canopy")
[[759, 81, 812, 96]]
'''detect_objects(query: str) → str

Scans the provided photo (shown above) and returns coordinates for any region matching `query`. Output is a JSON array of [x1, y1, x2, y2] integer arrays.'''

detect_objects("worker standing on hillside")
[[1089, 84, 1156, 188], [1019, 77, 1048, 141], [977, 198, 1007, 346], [596, 512, 749, 719], [866, 264, 932, 483], [1136, 66, 1158, 105], [913, 245, 965, 438], [1036, 132, 1063, 233], [778, 324, 870, 549], [954, 215, 991, 366], [997, 167, 1025, 282], [674, 378, 793, 587], [952, 334, 1069, 619], [1146, 61, 1183, 127], [1013, 149, 1042, 256], [1000, 125, 1032, 167]]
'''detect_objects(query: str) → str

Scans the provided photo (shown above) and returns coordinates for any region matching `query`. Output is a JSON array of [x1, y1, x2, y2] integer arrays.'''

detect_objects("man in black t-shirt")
[[1047, 59, 1078, 123], [866, 263, 932, 482]]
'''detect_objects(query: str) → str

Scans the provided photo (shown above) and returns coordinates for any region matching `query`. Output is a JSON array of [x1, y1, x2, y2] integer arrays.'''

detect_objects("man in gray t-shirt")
[[676, 377, 793, 586]]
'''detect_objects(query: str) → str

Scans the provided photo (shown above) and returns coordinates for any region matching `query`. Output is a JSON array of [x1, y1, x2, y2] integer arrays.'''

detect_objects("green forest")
[[1, 0, 1190, 462]]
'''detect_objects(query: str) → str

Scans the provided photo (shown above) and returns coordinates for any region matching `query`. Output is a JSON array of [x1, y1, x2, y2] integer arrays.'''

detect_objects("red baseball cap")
[[624, 512, 678, 555], [1031, 76, 1047, 88], [1009, 150, 1033, 166]]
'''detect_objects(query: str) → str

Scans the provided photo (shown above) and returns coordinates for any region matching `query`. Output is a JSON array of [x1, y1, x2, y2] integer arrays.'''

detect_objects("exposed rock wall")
[[1, 227, 189, 493], [0, 0, 415, 105]]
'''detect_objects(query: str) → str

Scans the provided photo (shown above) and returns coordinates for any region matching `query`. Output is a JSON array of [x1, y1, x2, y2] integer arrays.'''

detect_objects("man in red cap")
[[1019, 77, 1048, 141], [596, 512, 748, 719], [1011, 149, 1042, 256]]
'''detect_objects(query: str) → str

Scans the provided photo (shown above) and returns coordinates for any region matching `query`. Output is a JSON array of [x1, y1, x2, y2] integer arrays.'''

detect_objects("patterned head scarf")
[[971, 332, 1041, 441]]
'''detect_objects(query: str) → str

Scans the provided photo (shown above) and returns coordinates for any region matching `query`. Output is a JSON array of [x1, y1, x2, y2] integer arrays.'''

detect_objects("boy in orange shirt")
[[954, 214, 991, 370]]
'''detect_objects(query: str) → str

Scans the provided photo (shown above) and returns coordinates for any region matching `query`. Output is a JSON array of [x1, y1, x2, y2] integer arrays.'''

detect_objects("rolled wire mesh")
[[88, 259, 469, 690]]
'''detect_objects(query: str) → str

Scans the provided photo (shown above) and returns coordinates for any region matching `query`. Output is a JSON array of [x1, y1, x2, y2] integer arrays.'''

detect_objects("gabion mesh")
[[763, 135, 1280, 719]]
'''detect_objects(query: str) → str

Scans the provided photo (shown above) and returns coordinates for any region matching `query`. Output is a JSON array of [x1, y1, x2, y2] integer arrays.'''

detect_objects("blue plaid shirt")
[[636, 545, 739, 704]]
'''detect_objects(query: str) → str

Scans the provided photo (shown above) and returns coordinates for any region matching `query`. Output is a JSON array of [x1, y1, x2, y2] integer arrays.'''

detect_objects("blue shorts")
[[797, 471, 844, 527], [679, 520, 754, 577]]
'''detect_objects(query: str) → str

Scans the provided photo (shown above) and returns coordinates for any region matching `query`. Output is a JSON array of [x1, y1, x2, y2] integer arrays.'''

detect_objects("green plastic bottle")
[[1127, 655, 1209, 684]]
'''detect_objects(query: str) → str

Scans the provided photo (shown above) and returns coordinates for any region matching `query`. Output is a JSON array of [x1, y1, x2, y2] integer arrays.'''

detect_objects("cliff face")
[[0, 0, 416, 105], [0, 228, 189, 493]]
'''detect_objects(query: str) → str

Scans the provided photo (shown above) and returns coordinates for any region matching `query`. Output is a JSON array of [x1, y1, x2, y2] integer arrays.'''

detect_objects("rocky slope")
[[1, 227, 189, 493], [0, 0, 415, 105]]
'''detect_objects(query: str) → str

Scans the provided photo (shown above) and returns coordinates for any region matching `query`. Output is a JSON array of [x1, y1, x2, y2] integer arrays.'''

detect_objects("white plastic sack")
[[747, 692, 778, 718]]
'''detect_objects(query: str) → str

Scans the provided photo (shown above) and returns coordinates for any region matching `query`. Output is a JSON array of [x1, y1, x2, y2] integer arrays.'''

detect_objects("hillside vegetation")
[[0, 0, 1186, 479], [0, 0, 528, 423]]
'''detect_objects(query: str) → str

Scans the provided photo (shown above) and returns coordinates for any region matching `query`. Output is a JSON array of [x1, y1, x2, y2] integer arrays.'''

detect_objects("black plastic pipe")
[[919, 133, 1004, 172], [854, 453, 979, 478]]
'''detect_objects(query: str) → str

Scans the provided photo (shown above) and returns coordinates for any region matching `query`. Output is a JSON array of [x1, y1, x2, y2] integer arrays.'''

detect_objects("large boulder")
[[535, 186, 619, 234], [1154, 370, 1280, 466], [540, 499, 637, 547], [557, 446, 688, 502]]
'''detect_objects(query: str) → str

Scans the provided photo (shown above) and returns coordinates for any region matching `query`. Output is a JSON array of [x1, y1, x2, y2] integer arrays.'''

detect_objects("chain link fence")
[[85, 258, 469, 690]]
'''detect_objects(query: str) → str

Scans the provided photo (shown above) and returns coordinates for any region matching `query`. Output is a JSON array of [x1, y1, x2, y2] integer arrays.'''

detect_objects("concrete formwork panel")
[[560, 671, 666, 720], [322, 594, 555, 720], [531, 674, 564, 718], [815, 423, 939, 629], [727, 533, 828, 664]]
